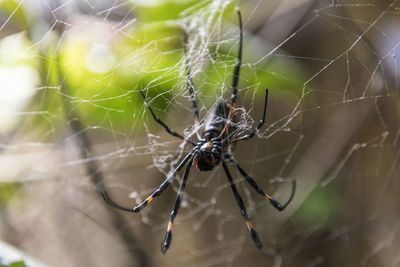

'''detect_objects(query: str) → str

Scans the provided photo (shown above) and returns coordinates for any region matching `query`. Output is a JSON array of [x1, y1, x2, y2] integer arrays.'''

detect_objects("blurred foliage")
[[130, 0, 201, 22], [296, 186, 339, 227], [0, 32, 40, 133], [0, 32, 38, 67], [3, 261, 26, 267], [59, 21, 181, 130], [203, 44, 304, 100], [0, 182, 21, 208], [0, 0, 29, 32], [0, 0, 306, 134]]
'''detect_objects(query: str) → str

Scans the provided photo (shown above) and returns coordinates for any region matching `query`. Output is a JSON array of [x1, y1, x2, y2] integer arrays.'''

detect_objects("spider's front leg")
[[228, 158, 296, 211], [222, 162, 275, 256], [102, 151, 194, 212], [183, 32, 200, 122], [231, 9, 243, 106], [232, 88, 268, 144], [161, 157, 193, 253], [141, 90, 195, 146], [220, 10, 243, 137]]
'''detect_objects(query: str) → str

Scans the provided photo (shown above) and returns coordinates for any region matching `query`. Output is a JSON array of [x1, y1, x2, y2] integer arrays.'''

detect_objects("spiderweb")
[[1, 0, 400, 266]]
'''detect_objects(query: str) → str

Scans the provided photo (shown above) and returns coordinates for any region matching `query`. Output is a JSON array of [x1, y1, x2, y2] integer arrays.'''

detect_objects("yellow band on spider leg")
[[264, 194, 271, 200], [167, 221, 173, 231], [246, 221, 253, 231]]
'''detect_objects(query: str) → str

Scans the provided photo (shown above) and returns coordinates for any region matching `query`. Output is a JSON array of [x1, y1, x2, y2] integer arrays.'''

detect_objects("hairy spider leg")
[[140, 90, 195, 146], [161, 157, 193, 253], [183, 32, 200, 123], [233, 89, 268, 143], [221, 10, 243, 137], [222, 163, 275, 256], [228, 159, 296, 211], [103, 152, 194, 212]]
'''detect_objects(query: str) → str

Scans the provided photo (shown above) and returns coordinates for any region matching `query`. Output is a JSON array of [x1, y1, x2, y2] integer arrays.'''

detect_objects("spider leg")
[[220, 10, 243, 136], [141, 90, 195, 146], [222, 162, 275, 256], [232, 89, 268, 143], [102, 151, 194, 212], [183, 32, 200, 122], [231, 9, 243, 106], [161, 157, 193, 254], [102, 190, 134, 212], [228, 159, 296, 211]]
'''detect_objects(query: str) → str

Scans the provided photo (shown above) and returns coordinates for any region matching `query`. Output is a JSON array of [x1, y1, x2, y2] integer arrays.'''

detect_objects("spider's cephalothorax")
[[102, 10, 296, 256], [194, 102, 232, 171]]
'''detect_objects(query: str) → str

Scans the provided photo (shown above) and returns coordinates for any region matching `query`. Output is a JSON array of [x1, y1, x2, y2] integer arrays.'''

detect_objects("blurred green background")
[[0, 0, 400, 267]]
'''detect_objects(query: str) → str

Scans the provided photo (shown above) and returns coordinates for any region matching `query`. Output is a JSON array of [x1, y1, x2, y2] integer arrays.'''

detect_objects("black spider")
[[102, 10, 296, 255]]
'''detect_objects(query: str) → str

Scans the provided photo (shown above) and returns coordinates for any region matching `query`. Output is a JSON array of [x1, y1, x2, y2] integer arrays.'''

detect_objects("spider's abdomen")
[[203, 102, 230, 139]]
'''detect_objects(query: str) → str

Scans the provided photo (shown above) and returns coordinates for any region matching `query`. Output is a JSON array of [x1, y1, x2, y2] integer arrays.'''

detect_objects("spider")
[[102, 10, 296, 255]]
